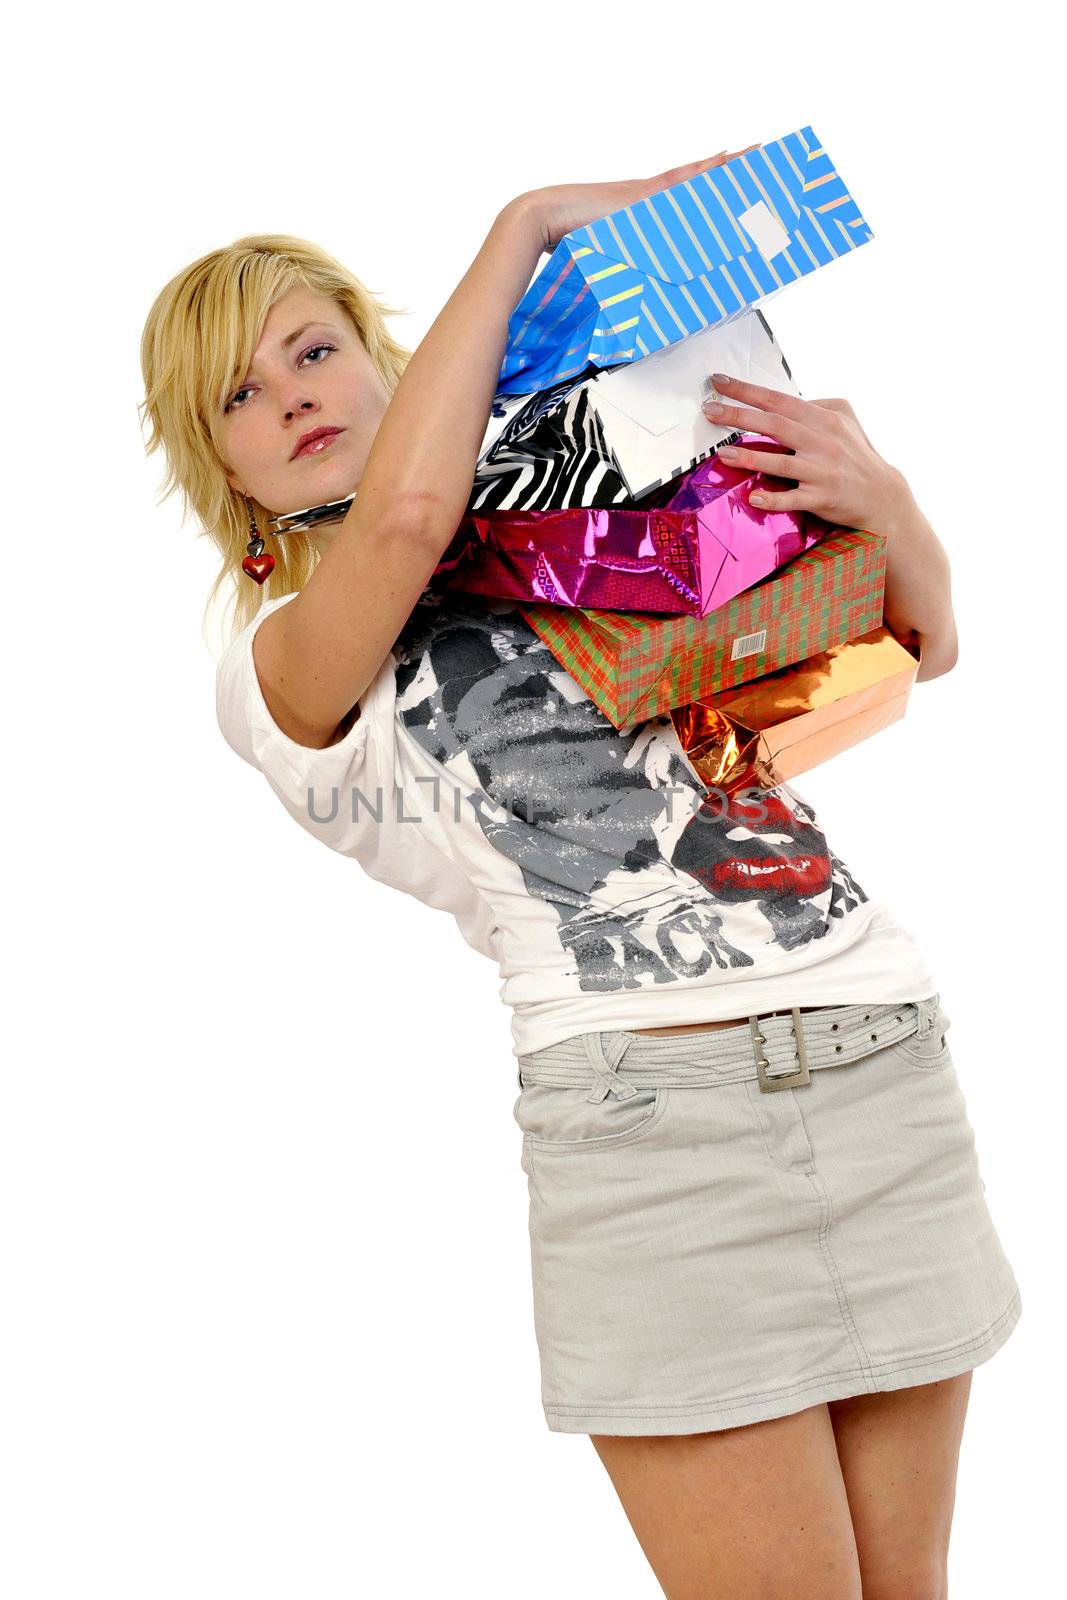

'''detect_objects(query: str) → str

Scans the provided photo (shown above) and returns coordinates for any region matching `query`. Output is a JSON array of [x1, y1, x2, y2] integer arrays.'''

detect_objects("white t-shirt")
[[215, 590, 937, 1057]]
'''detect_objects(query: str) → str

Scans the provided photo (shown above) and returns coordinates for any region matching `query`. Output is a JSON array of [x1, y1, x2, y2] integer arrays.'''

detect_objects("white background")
[[3, 2, 1062, 1594]]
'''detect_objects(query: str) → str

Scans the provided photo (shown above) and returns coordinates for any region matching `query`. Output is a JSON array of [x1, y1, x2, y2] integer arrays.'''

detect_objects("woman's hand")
[[518, 147, 759, 253], [702, 374, 958, 682], [701, 375, 908, 534]]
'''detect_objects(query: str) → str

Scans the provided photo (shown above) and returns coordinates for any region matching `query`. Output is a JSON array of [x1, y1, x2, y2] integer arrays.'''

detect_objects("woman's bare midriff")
[[631, 1007, 825, 1038], [630, 1018, 748, 1037]]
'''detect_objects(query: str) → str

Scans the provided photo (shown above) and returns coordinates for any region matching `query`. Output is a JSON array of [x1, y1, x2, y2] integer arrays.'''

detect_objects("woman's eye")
[[225, 344, 335, 413]]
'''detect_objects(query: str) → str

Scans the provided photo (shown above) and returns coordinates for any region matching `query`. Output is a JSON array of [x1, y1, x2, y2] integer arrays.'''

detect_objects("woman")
[[140, 152, 1021, 1597]]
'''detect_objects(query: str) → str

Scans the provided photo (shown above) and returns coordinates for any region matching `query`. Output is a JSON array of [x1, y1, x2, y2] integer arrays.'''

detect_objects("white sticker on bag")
[[737, 200, 791, 261]]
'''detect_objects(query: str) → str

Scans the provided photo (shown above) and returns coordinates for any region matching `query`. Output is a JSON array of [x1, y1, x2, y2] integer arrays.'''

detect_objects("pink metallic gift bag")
[[434, 438, 828, 619]]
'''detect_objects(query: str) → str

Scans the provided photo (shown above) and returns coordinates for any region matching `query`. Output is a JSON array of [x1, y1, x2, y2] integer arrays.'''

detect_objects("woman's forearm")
[[878, 473, 959, 683], [693, 378, 961, 687], [258, 198, 550, 747], [335, 196, 547, 554]]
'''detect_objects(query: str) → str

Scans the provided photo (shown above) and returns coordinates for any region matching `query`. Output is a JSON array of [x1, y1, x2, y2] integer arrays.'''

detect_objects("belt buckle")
[[750, 1007, 812, 1093]]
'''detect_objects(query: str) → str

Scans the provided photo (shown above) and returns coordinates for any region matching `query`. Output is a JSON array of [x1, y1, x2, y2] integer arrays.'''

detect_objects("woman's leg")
[[827, 1372, 972, 1600], [589, 1402, 862, 1600]]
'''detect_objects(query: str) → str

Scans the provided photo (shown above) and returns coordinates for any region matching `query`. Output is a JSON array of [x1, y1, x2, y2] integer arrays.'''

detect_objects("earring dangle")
[[241, 497, 275, 585]]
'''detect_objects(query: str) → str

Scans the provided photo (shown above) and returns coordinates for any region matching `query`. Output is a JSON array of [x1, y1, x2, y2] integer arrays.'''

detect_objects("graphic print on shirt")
[[392, 600, 868, 994]]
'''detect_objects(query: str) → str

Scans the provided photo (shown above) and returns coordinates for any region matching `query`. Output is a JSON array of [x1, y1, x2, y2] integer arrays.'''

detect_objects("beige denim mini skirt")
[[513, 994, 1022, 1436]]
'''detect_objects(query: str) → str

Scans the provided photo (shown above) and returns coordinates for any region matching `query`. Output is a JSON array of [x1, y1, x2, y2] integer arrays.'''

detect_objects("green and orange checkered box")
[[518, 529, 887, 731]]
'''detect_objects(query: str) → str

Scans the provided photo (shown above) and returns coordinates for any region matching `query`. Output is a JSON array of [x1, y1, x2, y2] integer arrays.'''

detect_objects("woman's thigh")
[[590, 1401, 862, 1600], [828, 1371, 972, 1599]]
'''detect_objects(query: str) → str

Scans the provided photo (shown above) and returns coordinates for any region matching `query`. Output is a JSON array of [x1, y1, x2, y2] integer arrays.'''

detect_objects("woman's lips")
[[292, 429, 343, 460]]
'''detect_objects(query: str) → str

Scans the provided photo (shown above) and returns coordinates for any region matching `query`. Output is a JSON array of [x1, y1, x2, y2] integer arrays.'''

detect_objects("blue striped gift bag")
[[497, 125, 873, 396]]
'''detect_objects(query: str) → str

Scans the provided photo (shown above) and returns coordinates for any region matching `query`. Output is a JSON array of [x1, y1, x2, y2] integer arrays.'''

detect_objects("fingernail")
[[712, 372, 734, 386], [718, 445, 738, 458], [750, 493, 766, 505], [703, 400, 726, 416]]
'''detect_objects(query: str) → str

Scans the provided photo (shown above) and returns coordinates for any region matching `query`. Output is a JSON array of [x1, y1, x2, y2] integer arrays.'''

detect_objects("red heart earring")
[[241, 496, 275, 585]]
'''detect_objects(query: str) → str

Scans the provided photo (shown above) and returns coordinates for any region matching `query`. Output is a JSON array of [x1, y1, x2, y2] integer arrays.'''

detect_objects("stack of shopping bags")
[[430, 125, 921, 793]]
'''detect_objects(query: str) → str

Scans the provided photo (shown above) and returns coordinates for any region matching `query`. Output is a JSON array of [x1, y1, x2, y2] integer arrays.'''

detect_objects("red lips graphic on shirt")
[[671, 787, 833, 903]]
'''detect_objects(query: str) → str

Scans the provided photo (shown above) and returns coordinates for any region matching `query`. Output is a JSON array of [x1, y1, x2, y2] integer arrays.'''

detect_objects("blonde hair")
[[138, 232, 412, 644]]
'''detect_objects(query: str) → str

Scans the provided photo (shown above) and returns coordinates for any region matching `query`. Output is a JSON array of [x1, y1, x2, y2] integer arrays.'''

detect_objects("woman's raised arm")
[[250, 197, 547, 748], [253, 153, 750, 749]]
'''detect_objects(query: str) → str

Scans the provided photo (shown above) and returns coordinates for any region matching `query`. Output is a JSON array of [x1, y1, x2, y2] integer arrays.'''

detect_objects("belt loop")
[[914, 994, 939, 1039], [581, 1031, 638, 1103]]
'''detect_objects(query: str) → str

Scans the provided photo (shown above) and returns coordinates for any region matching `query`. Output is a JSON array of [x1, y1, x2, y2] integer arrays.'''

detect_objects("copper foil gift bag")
[[672, 626, 921, 790]]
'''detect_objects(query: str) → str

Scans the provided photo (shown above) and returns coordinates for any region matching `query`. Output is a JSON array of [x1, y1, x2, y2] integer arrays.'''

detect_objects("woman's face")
[[218, 284, 391, 518]]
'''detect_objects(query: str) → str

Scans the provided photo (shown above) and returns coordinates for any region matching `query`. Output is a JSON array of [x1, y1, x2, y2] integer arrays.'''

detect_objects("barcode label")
[[730, 629, 767, 661]]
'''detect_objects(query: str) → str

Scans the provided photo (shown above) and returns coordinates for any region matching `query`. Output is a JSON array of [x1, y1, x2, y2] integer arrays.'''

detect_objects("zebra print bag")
[[467, 309, 796, 515]]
